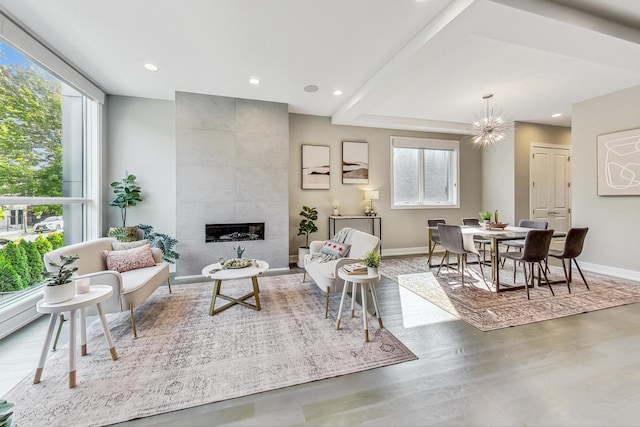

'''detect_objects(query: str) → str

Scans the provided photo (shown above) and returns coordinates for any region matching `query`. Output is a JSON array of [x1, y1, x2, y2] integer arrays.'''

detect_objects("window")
[[0, 27, 103, 337], [390, 136, 459, 208]]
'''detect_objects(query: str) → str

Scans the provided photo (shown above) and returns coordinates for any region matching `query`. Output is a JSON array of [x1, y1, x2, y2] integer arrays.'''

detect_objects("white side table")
[[336, 268, 382, 342], [35, 285, 118, 388], [201, 260, 269, 316]]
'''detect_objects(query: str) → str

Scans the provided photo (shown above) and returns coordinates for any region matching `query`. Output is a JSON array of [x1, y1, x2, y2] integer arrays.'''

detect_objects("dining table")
[[427, 225, 566, 292]]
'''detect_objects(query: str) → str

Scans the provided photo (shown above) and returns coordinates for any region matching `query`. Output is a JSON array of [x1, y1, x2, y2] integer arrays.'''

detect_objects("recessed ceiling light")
[[304, 85, 319, 93], [144, 63, 158, 71], [249, 78, 260, 85], [333, 90, 343, 96], [552, 113, 563, 118]]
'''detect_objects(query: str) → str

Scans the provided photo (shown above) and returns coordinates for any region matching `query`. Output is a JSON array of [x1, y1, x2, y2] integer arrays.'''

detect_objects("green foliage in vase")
[[297, 205, 318, 248], [107, 227, 136, 242], [43, 254, 78, 287], [362, 250, 381, 268], [479, 211, 492, 221], [0, 399, 14, 427], [109, 172, 142, 227], [137, 224, 179, 264]]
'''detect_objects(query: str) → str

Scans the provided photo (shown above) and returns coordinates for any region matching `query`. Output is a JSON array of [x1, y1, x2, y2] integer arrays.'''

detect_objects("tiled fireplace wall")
[[175, 92, 289, 276]]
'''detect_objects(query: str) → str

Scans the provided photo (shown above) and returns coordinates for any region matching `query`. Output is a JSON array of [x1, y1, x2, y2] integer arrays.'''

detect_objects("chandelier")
[[471, 94, 512, 148]]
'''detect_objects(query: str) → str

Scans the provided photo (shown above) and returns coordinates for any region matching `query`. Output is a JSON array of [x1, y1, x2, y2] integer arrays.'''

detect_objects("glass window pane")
[[423, 149, 450, 203], [393, 147, 420, 204]]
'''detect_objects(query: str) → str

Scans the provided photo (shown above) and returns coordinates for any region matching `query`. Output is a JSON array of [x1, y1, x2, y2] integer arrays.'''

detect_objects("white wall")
[[572, 84, 640, 279], [104, 96, 176, 239], [481, 130, 515, 225]]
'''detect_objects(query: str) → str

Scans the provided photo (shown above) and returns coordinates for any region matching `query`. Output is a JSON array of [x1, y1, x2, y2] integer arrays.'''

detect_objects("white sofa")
[[43, 237, 171, 337], [303, 229, 380, 317]]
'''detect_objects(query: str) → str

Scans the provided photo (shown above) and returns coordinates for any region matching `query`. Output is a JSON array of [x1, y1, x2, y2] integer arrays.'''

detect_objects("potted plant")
[[297, 205, 318, 268], [136, 224, 179, 264], [43, 254, 79, 304], [108, 172, 142, 242], [0, 399, 14, 427], [479, 211, 492, 226], [362, 249, 381, 276]]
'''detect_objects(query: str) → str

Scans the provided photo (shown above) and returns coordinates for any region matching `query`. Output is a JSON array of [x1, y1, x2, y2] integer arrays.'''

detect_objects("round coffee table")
[[336, 268, 382, 342], [201, 260, 269, 316]]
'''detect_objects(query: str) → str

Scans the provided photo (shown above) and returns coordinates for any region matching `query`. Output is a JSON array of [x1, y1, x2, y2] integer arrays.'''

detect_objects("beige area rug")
[[381, 256, 640, 331], [4, 274, 415, 426]]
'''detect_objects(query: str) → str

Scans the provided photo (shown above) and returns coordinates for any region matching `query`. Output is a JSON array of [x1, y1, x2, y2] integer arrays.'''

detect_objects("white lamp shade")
[[365, 190, 379, 200]]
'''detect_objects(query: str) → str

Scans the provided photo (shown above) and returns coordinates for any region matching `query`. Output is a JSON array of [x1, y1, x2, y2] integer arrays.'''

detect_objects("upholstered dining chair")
[[462, 218, 491, 264], [427, 218, 446, 266], [436, 224, 485, 285], [547, 227, 590, 293], [500, 229, 555, 299], [501, 219, 548, 268]]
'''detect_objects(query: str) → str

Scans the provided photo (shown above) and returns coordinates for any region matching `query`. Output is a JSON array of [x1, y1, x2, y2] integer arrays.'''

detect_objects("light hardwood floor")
[[2, 262, 640, 426]]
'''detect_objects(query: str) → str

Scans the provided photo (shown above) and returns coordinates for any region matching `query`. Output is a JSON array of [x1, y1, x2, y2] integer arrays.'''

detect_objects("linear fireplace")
[[205, 222, 265, 243]]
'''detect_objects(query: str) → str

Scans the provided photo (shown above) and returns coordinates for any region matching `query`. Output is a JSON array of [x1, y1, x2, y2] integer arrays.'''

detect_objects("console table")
[[328, 215, 381, 245]]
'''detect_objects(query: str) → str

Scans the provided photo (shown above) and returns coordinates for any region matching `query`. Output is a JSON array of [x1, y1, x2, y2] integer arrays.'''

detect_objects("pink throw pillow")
[[102, 244, 156, 273]]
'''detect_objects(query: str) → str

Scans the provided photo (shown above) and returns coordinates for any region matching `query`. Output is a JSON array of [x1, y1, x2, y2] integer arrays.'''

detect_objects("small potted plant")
[[362, 249, 381, 276], [479, 211, 492, 227], [43, 254, 79, 304], [0, 399, 14, 427], [297, 205, 318, 268], [109, 172, 142, 242]]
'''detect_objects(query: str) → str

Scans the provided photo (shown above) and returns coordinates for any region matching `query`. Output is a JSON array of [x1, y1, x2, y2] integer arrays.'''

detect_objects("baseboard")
[[381, 246, 428, 257], [578, 262, 640, 282]]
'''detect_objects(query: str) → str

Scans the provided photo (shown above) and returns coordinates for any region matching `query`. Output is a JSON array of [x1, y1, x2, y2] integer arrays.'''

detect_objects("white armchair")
[[303, 229, 380, 317]]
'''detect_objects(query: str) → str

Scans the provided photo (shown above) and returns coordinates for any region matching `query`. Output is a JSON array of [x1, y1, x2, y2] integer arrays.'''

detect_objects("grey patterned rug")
[[4, 274, 415, 426], [381, 256, 640, 331]]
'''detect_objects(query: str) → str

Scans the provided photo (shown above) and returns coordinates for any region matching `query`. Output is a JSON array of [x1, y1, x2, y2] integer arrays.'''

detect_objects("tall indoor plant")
[[297, 205, 318, 268], [108, 172, 142, 241]]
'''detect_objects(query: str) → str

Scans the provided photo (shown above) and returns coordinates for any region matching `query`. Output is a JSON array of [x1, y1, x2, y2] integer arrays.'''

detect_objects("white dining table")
[[427, 225, 565, 292]]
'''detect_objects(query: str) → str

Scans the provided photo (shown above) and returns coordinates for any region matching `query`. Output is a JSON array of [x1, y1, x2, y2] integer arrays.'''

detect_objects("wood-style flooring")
[[2, 261, 640, 426]]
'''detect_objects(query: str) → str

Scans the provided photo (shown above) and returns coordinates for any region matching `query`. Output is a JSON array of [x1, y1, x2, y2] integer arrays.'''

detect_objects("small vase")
[[367, 266, 379, 276], [44, 281, 76, 304], [333, 208, 339, 216]]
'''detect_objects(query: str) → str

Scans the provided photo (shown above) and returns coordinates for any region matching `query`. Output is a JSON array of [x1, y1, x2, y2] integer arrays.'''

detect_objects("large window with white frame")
[[0, 22, 103, 338], [390, 136, 459, 209]]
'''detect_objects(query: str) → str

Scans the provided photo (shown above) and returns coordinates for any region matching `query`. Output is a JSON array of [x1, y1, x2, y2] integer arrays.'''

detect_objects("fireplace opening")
[[205, 222, 265, 243]]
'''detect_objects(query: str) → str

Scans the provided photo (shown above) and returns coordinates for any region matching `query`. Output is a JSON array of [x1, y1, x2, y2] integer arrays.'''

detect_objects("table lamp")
[[364, 190, 379, 213]]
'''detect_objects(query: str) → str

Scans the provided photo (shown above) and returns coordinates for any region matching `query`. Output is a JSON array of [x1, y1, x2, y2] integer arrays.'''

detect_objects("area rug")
[[381, 256, 640, 331], [3, 273, 416, 426]]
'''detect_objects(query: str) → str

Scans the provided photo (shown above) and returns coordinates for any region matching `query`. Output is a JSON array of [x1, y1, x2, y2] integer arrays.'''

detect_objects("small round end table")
[[336, 267, 382, 342]]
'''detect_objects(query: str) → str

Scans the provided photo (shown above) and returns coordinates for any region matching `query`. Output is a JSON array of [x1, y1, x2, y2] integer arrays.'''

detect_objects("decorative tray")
[[486, 222, 508, 230], [220, 258, 254, 269]]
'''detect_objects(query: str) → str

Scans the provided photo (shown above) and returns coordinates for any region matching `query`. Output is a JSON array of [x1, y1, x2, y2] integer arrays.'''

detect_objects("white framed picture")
[[597, 128, 640, 196], [301, 144, 330, 190], [342, 141, 368, 184]]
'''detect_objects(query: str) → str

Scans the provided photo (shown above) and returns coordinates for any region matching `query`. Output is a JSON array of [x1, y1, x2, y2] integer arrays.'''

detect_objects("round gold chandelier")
[[471, 94, 512, 148]]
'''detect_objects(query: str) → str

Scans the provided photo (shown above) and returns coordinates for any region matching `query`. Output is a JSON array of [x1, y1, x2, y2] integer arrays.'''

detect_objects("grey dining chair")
[[547, 227, 589, 293], [462, 217, 491, 264], [500, 229, 555, 299], [501, 219, 548, 268], [427, 218, 446, 266], [436, 224, 486, 285]]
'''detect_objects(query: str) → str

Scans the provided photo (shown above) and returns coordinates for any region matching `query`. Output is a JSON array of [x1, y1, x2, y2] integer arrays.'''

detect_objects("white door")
[[530, 145, 571, 233]]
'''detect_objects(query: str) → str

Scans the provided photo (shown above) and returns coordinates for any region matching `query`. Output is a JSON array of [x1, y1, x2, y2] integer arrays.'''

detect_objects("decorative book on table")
[[344, 263, 367, 275]]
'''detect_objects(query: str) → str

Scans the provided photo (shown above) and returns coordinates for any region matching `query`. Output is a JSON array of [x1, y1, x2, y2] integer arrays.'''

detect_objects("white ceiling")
[[0, 0, 639, 133]]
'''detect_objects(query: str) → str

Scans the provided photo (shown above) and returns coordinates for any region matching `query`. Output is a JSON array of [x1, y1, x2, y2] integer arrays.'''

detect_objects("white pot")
[[367, 266, 379, 276], [44, 281, 76, 304], [297, 247, 310, 268]]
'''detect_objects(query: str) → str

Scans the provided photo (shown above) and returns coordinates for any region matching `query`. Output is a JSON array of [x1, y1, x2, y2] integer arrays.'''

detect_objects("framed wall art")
[[597, 128, 640, 196], [342, 141, 368, 184], [301, 144, 330, 190]]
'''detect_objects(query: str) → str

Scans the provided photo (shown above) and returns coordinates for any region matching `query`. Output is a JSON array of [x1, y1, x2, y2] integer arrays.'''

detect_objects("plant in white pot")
[[362, 249, 381, 276], [43, 254, 79, 304], [108, 172, 142, 242], [297, 205, 318, 268]]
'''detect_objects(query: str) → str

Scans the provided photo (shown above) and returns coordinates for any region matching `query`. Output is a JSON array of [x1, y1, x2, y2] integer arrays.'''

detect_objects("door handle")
[[548, 212, 558, 216]]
